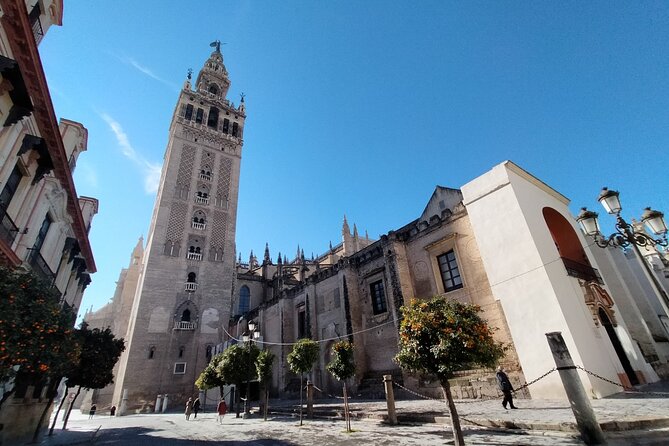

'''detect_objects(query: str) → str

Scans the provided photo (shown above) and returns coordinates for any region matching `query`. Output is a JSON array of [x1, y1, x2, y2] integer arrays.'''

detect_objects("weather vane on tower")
[[209, 40, 226, 53]]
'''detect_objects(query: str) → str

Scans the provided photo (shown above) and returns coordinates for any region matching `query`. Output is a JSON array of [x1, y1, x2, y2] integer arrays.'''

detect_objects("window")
[[148, 346, 156, 359], [208, 84, 219, 95], [370, 280, 387, 314], [184, 104, 193, 120], [195, 108, 204, 124], [0, 165, 23, 210], [207, 107, 219, 129], [187, 272, 196, 283], [174, 362, 186, 374], [297, 307, 307, 338], [205, 345, 213, 363], [33, 214, 52, 253], [222, 118, 230, 134], [232, 122, 239, 137], [178, 346, 185, 358], [239, 285, 250, 315], [181, 309, 191, 322], [437, 250, 463, 292]]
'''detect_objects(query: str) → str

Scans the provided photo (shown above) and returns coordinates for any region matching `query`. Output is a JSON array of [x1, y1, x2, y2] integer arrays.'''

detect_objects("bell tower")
[[112, 43, 246, 410]]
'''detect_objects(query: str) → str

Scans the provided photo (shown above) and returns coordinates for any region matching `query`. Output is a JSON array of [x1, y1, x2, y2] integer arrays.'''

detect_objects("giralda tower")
[[113, 43, 245, 410]]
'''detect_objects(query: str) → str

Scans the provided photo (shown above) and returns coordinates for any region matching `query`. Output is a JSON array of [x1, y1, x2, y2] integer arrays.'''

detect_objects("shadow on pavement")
[[95, 426, 299, 445]]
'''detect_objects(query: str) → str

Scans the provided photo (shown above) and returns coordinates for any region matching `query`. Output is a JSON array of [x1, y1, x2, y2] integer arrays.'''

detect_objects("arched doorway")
[[599, 308, 638, 386]]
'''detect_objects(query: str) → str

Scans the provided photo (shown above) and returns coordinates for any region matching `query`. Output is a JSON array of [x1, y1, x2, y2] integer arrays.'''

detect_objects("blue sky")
[[39, 1, 669, 314]]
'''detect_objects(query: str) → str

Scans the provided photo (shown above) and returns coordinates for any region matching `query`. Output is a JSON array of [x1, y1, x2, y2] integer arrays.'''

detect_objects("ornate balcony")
[[199, 173, 212, 181], [0, 206, 19, 247], [173, 321, 197, 331], [561, 257, 604, 285], [186, 252, 202, 261], [185, 282, 198, 292], [28, 250, 55, 284], [195, 196, 209, 205], [192, 221, 206, 230]]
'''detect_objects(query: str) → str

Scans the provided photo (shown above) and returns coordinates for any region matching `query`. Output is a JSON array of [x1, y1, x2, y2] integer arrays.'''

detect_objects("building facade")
[[0, 1, 97, 443], [110, 44, 246, 412]]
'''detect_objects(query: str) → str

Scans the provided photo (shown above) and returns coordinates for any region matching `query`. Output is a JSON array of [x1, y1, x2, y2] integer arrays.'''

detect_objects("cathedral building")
[[108, 43, 245, 412]]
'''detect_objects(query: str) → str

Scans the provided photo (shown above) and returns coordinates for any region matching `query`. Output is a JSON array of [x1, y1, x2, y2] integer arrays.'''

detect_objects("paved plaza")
[[40, 385, 669, 446]]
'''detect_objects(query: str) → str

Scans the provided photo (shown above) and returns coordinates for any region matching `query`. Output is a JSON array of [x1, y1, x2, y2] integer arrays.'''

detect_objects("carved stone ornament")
[[581, 281, 617, 326]]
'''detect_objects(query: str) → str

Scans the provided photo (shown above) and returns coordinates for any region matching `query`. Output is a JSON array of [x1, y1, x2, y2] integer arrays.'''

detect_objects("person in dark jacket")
[[496, 366, 517, 409], [193, 397, 201, 418]]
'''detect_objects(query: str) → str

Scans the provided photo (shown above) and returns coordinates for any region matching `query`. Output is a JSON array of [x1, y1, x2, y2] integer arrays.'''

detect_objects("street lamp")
[[242, 320, 259, 419], [577, 187, 669, 310]]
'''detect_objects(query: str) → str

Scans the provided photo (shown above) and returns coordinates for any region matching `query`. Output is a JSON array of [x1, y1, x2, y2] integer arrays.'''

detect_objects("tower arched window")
[[187, 272, 196, 283], [207, 107, 219, 129], [195, 108, 204, 124], [184, 104, 193, 120], [239, 285, 250, 315], [192, 210, 206, 229], [148, 346, 156, 359], [178, 346, 185, 358], [222, 118, 230, 134], [232, 122, 239, 137], [208, 84, 219, 95], [181, 309, 191, 322]]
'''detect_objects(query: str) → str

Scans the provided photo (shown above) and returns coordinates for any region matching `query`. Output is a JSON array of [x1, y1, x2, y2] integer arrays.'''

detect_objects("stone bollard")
[[119, 389, 128, 416], [306, 380, 314, 419], [162, 394, 169, 413], [383, 375, 398, 425], [546, 332, 606, 445], [155, 395, 162, 413]]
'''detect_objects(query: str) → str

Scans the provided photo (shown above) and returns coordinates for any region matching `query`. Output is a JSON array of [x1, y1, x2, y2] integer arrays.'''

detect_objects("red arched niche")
[[542, 207, 590, 265]]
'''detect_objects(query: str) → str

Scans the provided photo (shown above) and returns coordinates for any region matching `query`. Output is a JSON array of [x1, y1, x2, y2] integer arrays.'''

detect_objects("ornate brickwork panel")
[[177, 145, 196, 191], [166, 201, 188, 244], [211, 210, 227, 249], [216, 157, 232, 202]]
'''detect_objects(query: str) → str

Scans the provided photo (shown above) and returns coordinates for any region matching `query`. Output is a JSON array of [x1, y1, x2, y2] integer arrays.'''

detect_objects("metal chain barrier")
[[574, 365, 669, 396], [311, 384, 346, 400], [514, 367, 556, 392]]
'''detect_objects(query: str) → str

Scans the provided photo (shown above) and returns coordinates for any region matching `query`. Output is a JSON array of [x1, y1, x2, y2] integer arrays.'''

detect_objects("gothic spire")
[[264, 242, 271, 264]]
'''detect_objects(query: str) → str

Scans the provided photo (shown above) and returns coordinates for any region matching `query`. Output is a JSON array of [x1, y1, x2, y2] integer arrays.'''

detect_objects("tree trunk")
[[299, 374, 304, 426], [49, 385, 70, 436], [343, 383, 351, 432], [234, 384, 241, 418], [440, 378, 465, 446], [0, 388, 15, 412], [264, 388, 269, 421], [61, 386, 81, 430], [31, 379, 60, 443]]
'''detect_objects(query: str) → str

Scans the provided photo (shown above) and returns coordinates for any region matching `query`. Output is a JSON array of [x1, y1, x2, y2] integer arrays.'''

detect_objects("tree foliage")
[[394, 296, 505, 446], [394, 297, 504, 381], [326, 341, 355, 382], [255, 349, 275, 385], [215, 343, 260, 388], [0, 267, 78, 384], [287, 339, 320, 375], [195, 353, 225, 390], [65, 322, 125, 390]]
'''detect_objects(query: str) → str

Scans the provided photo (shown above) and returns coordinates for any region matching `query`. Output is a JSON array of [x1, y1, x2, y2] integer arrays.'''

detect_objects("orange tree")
[[394, 297, 504, 446], [0, 267, 79, 411], [326, 340, 355, 431], [287, 339, 319, 426]]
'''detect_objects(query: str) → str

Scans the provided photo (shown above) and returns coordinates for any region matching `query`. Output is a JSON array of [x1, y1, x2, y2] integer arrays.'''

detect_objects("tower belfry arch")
[[112, 43, 246, 411]]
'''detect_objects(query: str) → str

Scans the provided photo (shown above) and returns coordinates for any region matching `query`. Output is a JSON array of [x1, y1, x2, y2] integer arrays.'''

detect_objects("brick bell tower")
[[113, 41, 246, 411]]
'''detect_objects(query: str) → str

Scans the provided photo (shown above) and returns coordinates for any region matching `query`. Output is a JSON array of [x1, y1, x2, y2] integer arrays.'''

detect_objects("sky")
[[38, 1, 669, 315]]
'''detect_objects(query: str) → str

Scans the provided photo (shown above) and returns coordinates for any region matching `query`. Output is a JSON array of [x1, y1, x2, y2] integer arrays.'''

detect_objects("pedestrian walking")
[[185, 397, 193, 420], [496, 366, 517, 409], [88, 404, 97, 419], [110, 405, 116, 416], [217, 398, 228, 424], [193, 397, 201, 418]]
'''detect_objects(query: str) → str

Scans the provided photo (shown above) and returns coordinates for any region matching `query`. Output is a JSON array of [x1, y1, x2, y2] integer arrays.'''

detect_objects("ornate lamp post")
[[577, 187, 669, 312], [242, 320, 259, 419]]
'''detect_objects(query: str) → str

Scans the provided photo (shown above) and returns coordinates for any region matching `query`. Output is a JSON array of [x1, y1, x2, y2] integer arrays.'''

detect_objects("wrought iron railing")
[[28, 3, 43, 45], [195, 196, 209, 205], [561, 257, 604, 284], [191, 221, 206, 230], [184, 282, 198, 292]]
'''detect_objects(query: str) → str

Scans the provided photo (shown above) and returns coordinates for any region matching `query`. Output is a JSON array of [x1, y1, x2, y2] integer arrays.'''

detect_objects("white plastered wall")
[[462, 161, 653, 399]]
